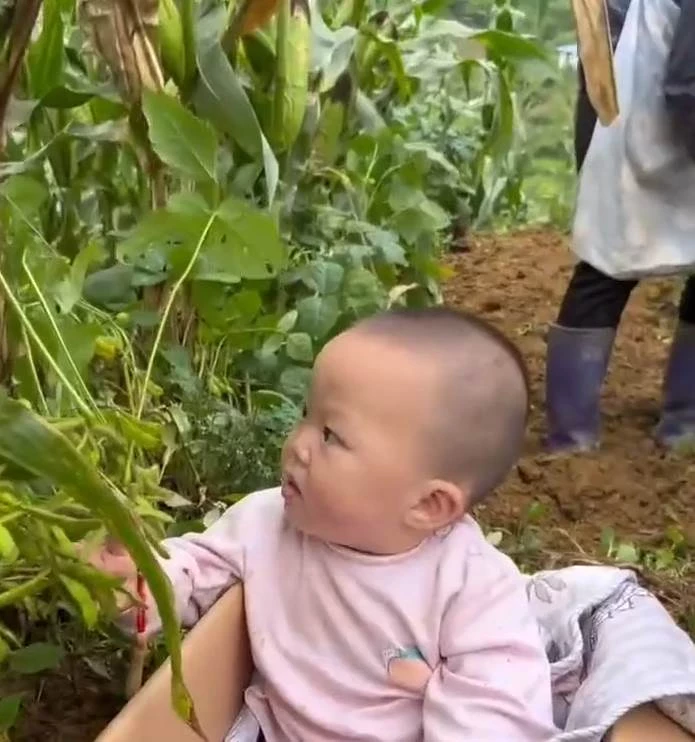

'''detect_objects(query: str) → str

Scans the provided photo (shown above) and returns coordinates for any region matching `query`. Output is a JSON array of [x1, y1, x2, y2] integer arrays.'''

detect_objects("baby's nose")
[[288, 426, 312, 466]]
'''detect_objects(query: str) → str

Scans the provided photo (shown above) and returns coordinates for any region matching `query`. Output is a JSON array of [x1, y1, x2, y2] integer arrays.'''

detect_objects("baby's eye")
[[322, 426, 338, 444]]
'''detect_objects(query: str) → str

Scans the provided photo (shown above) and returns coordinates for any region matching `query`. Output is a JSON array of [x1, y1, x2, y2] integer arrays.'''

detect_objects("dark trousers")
[[557, 65, 695, 329]]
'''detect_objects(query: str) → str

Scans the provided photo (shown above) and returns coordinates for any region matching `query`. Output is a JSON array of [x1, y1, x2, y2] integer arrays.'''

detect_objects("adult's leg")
[[545, 16, 639, 452], [607, 703, 695, 742], [574, 64, 597, 173], [545, 262, 638, 452], [656, 276, 695, 447]]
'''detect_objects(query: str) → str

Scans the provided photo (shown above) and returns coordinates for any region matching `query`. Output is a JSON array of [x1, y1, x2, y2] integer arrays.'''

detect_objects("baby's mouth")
[[281, 473, 302, 501]]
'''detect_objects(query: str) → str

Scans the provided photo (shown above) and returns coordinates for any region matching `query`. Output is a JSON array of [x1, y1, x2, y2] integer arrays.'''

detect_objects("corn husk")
[[571, 0, 619, 125]]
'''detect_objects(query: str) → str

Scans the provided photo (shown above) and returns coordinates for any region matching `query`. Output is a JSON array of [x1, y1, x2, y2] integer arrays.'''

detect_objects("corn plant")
[[0, 0, 546, 734]]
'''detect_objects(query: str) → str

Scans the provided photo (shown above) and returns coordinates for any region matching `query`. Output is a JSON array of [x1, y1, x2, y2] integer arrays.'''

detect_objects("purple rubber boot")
[[544, 324, 616, 453], [656, 321, 695, 449]]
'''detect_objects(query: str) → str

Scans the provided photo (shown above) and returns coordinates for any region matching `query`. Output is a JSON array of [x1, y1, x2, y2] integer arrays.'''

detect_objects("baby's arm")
[[423, 549, 556, 741], [107, 493, 267, 638], [147, 506, 248, 633]]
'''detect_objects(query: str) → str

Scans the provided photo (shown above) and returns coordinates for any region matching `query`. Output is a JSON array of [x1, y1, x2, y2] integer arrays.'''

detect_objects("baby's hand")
[[84, 537, 140, 612]]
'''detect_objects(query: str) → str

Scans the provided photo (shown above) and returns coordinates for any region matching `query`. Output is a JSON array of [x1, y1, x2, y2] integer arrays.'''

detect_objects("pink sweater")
[[146, 488, 557, 741]]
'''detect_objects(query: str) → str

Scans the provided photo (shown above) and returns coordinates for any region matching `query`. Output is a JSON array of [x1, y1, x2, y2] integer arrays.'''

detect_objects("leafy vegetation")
[[0, 0, 584, 734]]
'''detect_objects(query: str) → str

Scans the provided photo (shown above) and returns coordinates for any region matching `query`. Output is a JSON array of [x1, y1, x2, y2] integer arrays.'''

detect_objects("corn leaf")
[[0, 394, 201, 735]]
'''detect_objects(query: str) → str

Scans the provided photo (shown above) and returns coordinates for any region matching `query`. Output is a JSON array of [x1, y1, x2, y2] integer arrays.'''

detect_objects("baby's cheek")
[[387, 650, 432, 694]]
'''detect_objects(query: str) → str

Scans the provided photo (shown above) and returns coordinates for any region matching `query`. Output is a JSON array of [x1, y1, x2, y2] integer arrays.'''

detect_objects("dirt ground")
[[6, 229, 695, 741], [445, 230, 695, 622]]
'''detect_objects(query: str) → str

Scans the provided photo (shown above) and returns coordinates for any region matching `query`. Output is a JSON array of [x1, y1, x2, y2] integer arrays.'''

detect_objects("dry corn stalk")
[[78, 0, 164, 103], [571, 0, 619, 126], [0, 0, 44, 151]]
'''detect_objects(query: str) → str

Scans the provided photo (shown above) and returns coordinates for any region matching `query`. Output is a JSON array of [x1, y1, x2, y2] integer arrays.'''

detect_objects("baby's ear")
[[404, 480, 469, 533]]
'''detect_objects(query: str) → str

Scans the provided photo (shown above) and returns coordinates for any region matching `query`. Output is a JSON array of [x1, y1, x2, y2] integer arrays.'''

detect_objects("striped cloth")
[[528, 566, 695, 740]]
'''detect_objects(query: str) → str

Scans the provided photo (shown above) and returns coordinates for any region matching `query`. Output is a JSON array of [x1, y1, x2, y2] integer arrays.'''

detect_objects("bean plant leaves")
[[296, 295, 340, 339], [118, 195, 286, 283], [0, 694, 23, 733], [142, 89, 218, 183], [9, 642, 64, 674], [201, 196, 286, 281], [0, 524, 18, 563], [60, 575, 100, 628], [0, 395, 199, 731], [286, 332, 313, 363]]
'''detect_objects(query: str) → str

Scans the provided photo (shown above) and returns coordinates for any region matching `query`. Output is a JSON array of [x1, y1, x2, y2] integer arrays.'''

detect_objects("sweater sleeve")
[[422, 548, 557, 741], [125, 489, 279, 637]]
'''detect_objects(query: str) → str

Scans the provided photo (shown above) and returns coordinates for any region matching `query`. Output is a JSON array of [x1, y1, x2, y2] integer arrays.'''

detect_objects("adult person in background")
[[545, 0, 695, 453]]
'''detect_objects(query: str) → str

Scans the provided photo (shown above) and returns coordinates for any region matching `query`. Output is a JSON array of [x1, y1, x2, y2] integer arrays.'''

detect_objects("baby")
[[93, 307, 557, 741]]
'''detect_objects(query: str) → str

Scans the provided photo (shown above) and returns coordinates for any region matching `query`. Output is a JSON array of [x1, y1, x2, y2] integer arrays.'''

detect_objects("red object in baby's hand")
[[135, 573, 146, 634]]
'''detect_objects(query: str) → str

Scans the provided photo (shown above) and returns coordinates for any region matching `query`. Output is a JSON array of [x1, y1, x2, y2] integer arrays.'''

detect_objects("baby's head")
[[281, 307, 529, 554]]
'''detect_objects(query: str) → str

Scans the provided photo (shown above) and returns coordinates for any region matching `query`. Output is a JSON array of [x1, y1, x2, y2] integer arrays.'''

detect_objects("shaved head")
[[355, 307, 529, 502]]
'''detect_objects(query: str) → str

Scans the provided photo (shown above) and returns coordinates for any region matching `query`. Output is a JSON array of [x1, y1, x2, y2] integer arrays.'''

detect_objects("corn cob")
[[312, 72, 351, 166], [271, 0, 311, 153], [158, 0, 186, 87]]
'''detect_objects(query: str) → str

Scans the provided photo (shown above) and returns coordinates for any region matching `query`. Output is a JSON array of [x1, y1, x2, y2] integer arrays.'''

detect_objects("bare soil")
[[5, 228, 695, 741], [445, 229, 695, 622]]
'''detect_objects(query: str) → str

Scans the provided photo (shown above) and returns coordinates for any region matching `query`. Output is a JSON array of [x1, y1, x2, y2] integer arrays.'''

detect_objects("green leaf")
[[361, 31, 411, 99], [0, 635, 9, 664], [404, 142, 458, 176], [615, 542, 640, 564], [27, 0, 64, 99], [200, 197, 286, 281], [142, 90, 218, 183], [343, 267, 386, 315], [300, 261, 345, 294], [60, 576, 99, 628], [82, 264, 136, 311], [0, 129, 67, 177], [0, 175, 48, 232], [194, 40, 278, 205], [296, 295, 340, 339], [117, 207, 207, 278], [68, 119, 129, 143], [277, 309, 298, 333], [600, 527, 616, 556], [261, 332, 284, 356], [0, 694, 23, 733], [6, 98, 39, 132], [311, 17, 358, 93], [55, 242, 108, 314], [471, 30, 547, 62], [286, 333, 313, 363], [101, 410, 162, 451], [0, 395, 196, 725], [279, 365, 313, 398], [9, 643, 64, 674], [54, 321, 102, 399], [0, 524, 18, 564], [488, 72, 514, 160], [392, 199, 450, 243]]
